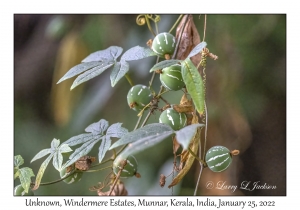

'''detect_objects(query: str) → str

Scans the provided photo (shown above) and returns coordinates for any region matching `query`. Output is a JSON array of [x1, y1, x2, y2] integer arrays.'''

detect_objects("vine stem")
[[145, 15, 156, 37], [89, 158, 113, 169], [108, 160, 127, 196], [140, 110, 152, 127], [202, 101, 208, 160], [125, 73, 134, 86], [194, 162, 204, 195], [168, 15, 183, 34], [84, 165, 112, 173], [203, 14, 207, 42], [33, 170, 76, 186], [149, 56, 160, 87]]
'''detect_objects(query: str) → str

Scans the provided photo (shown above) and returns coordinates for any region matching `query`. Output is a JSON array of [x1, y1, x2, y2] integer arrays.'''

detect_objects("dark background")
[[14, 14, 286, 195]]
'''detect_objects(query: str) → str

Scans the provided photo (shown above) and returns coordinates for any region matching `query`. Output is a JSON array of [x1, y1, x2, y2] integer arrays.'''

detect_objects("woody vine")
[[14, 14, 239, 196]]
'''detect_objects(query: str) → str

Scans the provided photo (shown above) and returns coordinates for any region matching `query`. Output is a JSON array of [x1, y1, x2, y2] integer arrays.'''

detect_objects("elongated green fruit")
[[205, 146, 232, 172], [181, 58, 205, 115]]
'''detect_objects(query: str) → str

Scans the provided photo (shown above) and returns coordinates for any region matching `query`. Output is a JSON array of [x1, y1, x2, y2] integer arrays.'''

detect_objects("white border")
[[4, 1, 298, 209]]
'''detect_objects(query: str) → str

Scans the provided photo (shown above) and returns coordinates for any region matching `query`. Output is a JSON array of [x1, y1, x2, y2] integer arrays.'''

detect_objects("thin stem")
[[145, 15, 156, 37], [89, 158, 113, 169], [188, 147, 206, 165], [108, 160, 127, 196], [125, 73, 134, 86], [149, 56, 160, 86], [35, 170, 76, 186], [140, 110, 152, 127], [194, 162, 203, 196], [168, 14, 183, 33], [203, 14, 207, 42], [134, 114, 143, 130], [83, 165, 112, 173], [202, 102, 208, 160]]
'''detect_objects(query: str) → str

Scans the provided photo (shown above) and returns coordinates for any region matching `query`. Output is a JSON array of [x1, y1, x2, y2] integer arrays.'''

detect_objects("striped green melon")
[[205, 146, 232, 172], [152, 32, 176, 58], [14, 185, 34, 196], [127, 84, 152, 111], [113, 155, 138, 178], [60, 167, 83, 184], [159, 107, 187, 130], [160, 64, 185, 91]]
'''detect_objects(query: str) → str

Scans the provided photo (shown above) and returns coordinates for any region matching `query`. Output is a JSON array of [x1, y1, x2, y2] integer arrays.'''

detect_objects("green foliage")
[[63, 119, 128, 167], [149, 59, 181, 72], [175, 124, 204, 150], [181, 58, 205, 115], [30, 139, 72, 190], [14, 155, 35, 193], [14, 184, 34, 196]]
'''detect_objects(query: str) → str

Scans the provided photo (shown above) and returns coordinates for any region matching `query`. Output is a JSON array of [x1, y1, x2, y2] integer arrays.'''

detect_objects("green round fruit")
[[14, 185, 34, 196], [205, 146, 232, 172], [152, 32, 176, 58], [160, 64, 185, 91], [127, 84, 152, 111], [159, 108, 187, 130], [60, 167, 83, 184], [113, 155, 138, 178]]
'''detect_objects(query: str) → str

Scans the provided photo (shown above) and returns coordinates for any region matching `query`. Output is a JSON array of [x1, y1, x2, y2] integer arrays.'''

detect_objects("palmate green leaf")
[[70, 61, 114, 90], [109, 123, 174, 150], [181, 58, 205, 115], [175, 124, 204, 150], [52, 144, 73, 171], [31, 138, 72, 190], [186, 41, 207, 59], [121, 46, 156, 61], [19, 167, 35, 193], [30, 148, 52, 163], [32, 153, 54, 190], [14, 155, 24, 168], [64, 133, 94, 146], [82, 46, 123, 62], [63, 136, 103, 168], [149, 59, 181, 72], [57, 61, 103, 84], [106, 123, 128, 138], [97, 123, 128, 162], [110, 60, 129, 87], [116, 131, 174, 160], [98, 136, 111, 163], [85, 119, 109, 135]]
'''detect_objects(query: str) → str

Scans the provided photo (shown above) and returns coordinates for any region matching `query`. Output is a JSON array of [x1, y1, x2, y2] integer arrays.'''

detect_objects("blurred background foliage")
[[14, 14, 286, 196]]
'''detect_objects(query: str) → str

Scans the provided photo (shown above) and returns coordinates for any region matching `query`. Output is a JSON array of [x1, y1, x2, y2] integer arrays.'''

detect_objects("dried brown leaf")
[[173, 105, 194, 113], [175, 15, 201, 67], [168, 129, 200, 188], [168, 113, 200, 188], [173, 136, 181, 154]]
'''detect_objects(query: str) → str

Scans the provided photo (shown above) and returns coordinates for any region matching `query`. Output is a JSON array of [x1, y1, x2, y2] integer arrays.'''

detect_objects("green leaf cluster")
[[14, 155, 35, 193], [57, 45, 157, 89]]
